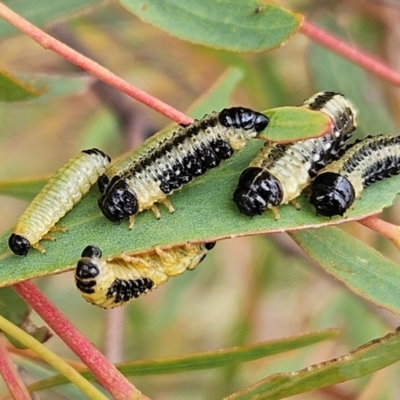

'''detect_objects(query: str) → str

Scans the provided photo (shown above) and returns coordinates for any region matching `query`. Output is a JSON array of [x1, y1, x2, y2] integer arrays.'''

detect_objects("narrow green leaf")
[[188, 67, 244, 119], [26, 329, 338, 392], [224, 329, 400, 400], [26, 74, 94, 103], [0, 72, 92, 103], [0, 178, 47, 202], [0, 0, 105, 39], [0, 287, 51, 348], [260, 107, 333, 142], [290, 227, 400, 314], [119, 0, 302, 51], [307, 17, 397, 135], [1, 139, 400, 286], [0, 68, 43, 102]]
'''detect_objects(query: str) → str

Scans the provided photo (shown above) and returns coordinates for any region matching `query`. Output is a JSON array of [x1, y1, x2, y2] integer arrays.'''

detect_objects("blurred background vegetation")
[[1, 0, 400, 398]]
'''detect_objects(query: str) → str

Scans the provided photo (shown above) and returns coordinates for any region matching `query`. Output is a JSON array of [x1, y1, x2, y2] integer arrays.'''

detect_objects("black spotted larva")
[[233, 91, 357, 218], [309, 135, 400, 217], [98, 108, 269, 228], [9, 149, 111, 256], [75, 242, 215, 308]]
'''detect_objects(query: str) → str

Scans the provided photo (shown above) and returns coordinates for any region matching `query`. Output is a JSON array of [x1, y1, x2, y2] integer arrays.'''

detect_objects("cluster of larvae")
[[9, 93, 399, 308]]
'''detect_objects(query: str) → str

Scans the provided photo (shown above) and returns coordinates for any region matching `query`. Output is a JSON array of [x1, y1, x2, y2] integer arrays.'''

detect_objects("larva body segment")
[[98, 108, 269, 228], [75, 242, 215, 308], [9, 149, 111, 256], [309, 135, 400, 217], [233, 92, 357, 218]]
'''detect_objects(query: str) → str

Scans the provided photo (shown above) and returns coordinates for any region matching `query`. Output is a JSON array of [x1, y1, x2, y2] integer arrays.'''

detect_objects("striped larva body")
[[98, 108, 269, 228], [9, 149, 111, 256], [233, 92, 357, 218], [309, 135, 400, 217], [75, 242, 215, 308]]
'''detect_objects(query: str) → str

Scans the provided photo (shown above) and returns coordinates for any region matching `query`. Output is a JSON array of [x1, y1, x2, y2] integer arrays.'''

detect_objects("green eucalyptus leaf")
[[261, 107, 333, 142], [118, 0, 302, 51], [188, 67, 244, 119], [0, 68, 43, 102], [290, 227, 400, 315], [224, 329, 400, 400], [25, 74, 94, 103], [26, 329, 338, 392], [0, 0, 105, 39], [0, 178, 47, 202], [1, 138, 400, 286]]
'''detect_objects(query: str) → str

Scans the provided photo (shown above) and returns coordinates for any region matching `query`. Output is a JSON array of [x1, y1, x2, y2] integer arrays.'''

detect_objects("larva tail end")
[[107, 277, 155, 307], [310, 172, 355, 217], [9, 234, 31, 256], [219, 108, 269, 132], [233, 167, 283, 217], [205, 242, 216, 250], [82, 148, 111, 163]]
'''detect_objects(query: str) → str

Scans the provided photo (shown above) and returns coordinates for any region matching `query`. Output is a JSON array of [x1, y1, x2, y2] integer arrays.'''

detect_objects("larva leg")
[[150, 205, 161, 219], [154, 246, 175, 263], [128, 216, 135, 230], [162, 199, 175, 214], [118, 253, 142, 263], [290, 199, 301, 210], [32, 243, 46, 254], [42, 233, 56, 242], [270, 207, 280, 221]]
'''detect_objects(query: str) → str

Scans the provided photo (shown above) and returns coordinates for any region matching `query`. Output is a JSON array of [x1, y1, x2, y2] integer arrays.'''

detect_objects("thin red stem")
[[0, 2, 192, 125], [358, 216, 400, 251], [13, 281, 149, 400], [300, 20, 400, 87], [0, 336, 30, 400]]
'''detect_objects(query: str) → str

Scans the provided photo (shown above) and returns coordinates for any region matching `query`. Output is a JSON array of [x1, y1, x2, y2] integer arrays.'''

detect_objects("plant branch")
[[358, 216, 400, 250], [0, 2, 192, 126], [0, 336, 30, 400], [13, 281, 150, 400], [300, 20, 400, 87]]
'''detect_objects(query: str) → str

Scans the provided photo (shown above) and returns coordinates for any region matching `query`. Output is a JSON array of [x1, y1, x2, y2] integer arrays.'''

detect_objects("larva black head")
[[218, 108, 269, 132], [233, 167, 283, 217], [309, 172, 355, 217], [98, 178, 139, 222], [98, 174, 110, 193], [82, 148, 111, 163], [8, 234, 31, 256], [81, 245, 102, 258]]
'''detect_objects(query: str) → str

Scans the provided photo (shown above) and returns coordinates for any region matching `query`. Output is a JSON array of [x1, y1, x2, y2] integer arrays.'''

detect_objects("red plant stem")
[[359, 216, 400, 251], [0, 336, 30, 400], [300, 20, 400, 87], [0, 2, 192, 126], [13, 281, 150, 400]]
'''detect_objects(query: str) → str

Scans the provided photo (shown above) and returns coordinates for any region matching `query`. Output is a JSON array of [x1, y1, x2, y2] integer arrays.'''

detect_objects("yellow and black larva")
[[233, 91, 357, 218], [98, 108, 269, 228], [75, 242, 215, 308], [9, 149, 111, 256], [309, 135, 400, 217]]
